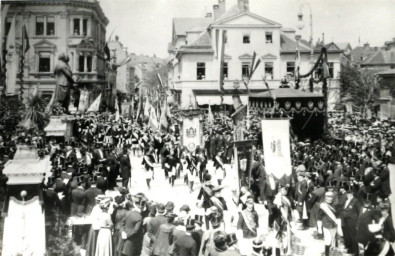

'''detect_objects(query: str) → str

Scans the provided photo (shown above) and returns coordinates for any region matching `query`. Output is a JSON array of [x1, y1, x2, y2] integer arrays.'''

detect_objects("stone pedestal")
[[44, 115, 74, 140]]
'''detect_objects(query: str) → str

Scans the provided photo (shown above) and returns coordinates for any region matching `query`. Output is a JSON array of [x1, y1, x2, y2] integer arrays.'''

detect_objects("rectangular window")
[[286, 62, 295, 77], [5, 18, 12, 36], [328, 62, 334, 78], [223, 62, 228, 79], [243, 34, 250, 44], [197, 62, 206, 80], [39, 52, 51, 72], [36, 17, 44, 35], [79, 55, 85, 72], [242, 62, 250, 78], [87, 55, 92, 72], [73, 19, 80, 35], [47, 17, 55, 35], [265, 32, 273, 44], [83, 19, 88, 36], [265, 62, 274, 79]]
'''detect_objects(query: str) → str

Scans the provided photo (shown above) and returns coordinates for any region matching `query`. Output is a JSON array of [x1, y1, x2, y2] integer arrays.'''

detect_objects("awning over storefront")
[[44, 118, 67, 136], [195, 95, 249, 105], [193, 89, 264, 106]]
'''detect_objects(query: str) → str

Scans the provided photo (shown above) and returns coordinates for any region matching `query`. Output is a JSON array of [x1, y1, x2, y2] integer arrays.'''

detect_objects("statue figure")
[[54, 53, 75, 115]]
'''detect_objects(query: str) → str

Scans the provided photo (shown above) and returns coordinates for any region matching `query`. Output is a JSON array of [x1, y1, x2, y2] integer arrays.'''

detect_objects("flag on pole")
[[115, 98, 120, 121], [149, 106, 159, 130], [114, 56, 132, 68], [104, 44, 111, 61], [159, 96, 169, 132], [78, 89, 90, 112], [5, 16, 18, 95], [208, 103, 214, 126], [21, 25, 30, 54], [45, 92, 55, 114], [0, 4, 10, 65], [295, 45, 301, 80], [87, 93, 102, 112], [217, 29, 226, 93], [143, 96, 151, 118]]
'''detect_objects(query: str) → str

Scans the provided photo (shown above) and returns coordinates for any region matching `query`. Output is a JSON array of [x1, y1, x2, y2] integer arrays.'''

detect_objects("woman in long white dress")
[[95, 198, 113, 256]]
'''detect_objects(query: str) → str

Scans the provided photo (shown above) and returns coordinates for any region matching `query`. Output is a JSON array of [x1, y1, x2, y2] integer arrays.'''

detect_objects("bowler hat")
[[252, 238, 263, 249], [210, 213, 222, 227]]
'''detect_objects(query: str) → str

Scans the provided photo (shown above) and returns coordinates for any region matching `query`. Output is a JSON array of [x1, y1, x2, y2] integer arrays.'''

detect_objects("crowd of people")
[[0, 109, 395, 256]]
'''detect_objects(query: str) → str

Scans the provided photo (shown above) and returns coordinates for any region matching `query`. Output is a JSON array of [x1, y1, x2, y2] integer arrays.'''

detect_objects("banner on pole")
[[261, 119, 292, 178], [182, 116, 201, 152], [78, 90, 89, 112]]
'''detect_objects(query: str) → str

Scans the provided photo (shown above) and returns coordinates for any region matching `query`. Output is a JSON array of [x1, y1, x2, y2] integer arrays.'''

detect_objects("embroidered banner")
[[182, 116, 201, 152], [261, 119, 292, 178]]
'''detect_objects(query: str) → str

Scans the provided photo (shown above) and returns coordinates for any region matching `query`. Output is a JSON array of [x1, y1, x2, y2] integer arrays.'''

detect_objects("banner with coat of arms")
[[261, 119, 292, 179], [182, 116, 201, 152]]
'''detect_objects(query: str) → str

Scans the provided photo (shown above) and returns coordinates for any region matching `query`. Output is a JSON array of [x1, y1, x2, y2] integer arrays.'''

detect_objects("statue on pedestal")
[[54, 53, 76, 115]]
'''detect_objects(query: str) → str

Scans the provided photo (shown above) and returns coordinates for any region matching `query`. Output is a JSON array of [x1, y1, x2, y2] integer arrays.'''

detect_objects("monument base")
[[44, 115, 74, 140]]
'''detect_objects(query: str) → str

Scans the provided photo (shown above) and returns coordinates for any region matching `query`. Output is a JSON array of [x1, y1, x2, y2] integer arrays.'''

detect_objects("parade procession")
[[1, 0, 395, 255]]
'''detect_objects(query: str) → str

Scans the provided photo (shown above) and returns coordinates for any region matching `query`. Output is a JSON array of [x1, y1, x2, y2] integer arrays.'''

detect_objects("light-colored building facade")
[[108, 35, 130, 93], [2, 0, 109, 105], [168, 0, 342, 110]]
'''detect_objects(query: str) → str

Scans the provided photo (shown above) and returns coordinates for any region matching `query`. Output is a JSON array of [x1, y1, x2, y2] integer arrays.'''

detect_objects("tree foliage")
[[145, 63, 169, 90], [339, 63, 381, 118], [19, 93, 49, 131]]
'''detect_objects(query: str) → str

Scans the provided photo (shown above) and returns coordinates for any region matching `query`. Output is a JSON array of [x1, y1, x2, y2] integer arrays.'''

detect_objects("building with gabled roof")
[[168, 0, 343, 110]]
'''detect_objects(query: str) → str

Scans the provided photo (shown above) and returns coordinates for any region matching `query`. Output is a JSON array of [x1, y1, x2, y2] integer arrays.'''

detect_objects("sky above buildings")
[[100, 0, 395, 58]]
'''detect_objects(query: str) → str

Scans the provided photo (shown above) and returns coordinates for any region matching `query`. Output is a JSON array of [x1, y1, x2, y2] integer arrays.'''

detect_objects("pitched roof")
[[280, 34, 311, 53], [173, 18, 212, 36], [215, 4, 244, 23], [336, 42, 352, 51], [350, 45, 377, 62], [361, 49, 395, 66], [188, 31, 212, 47]]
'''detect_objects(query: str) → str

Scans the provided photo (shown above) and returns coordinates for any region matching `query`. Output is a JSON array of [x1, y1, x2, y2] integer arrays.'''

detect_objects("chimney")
[[238, 0, 249, 12], [213, 5, 220, 20], [205, 12, 212, 18], [218, 0, 226, 18], [363, 43, 370, 49]]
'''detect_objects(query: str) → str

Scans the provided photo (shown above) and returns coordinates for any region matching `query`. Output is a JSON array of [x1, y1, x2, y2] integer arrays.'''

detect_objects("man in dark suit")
[[295, 172, 309, 229], [106, 150, 119, 190], [260, 173, 278, 229], [338, 184, 361, 256], [173, 219, 197, 256], [147, 203, 167, 245], [209, 132, 217, 160], [356, 197, 378, 249], [83, 184, 103, 215], [191, 215, 204, 255], [93, 144, 106, 166], [121, 198, 145, 256], [119, 148, 131, 188], [70, 178, 85, 216]]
